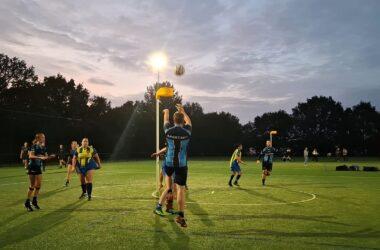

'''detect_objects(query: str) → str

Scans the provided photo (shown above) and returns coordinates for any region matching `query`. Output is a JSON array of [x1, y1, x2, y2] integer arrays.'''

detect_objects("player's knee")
[[29, 186, 34, 191], [35, 186, 41, 190]]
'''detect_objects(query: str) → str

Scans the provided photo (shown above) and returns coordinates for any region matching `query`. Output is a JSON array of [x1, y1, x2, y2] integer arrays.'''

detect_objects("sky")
[[1, 0, 379, 123]]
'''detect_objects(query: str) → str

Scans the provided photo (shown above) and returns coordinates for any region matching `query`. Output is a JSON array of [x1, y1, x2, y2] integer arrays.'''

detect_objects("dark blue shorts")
[[231, 160, 241, 173], [163, 165, 187, 186], [77, 160, 98, 176]]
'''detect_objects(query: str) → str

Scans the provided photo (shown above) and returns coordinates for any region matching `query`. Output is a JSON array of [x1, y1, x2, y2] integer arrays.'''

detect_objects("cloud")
[[0, 0, 379, 122], [88, 77, 115, 86]]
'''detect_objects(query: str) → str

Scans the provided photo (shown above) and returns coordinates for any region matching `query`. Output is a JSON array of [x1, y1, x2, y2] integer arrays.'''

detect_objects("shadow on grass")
[[224, 227, 380, 238], [0, 170, 67, 180], [186, 192, 215, 227], [193, 213, 352, 226], [238, 187, 300, 207], [0, 199, 84, 248], [7, 187, 69, 208]]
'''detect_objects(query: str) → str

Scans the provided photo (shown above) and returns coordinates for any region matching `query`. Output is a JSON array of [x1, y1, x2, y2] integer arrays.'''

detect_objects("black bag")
[[363, 166, 379, 172], [336, 165, 348, 171]]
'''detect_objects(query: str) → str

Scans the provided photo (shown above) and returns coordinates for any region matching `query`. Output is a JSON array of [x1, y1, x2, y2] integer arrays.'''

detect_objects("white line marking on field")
[[92, 189, 317, 206]]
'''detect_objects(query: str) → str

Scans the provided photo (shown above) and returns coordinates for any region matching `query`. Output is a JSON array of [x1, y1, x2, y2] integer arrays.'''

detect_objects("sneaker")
[[24, 200, 33, 212], [87, 196, 92, 201], [228, 182, 233, 187], [32, 199, 40, 210], [175, 216, 187, 227], [233, 181, 240, 186], [154, 206, 165, 216]]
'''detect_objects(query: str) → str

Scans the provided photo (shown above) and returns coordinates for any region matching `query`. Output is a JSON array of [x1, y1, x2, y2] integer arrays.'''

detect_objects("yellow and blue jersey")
[[164, 123, 191, 168], [230, 149, 241, 166], [75, 146, 97, 167]]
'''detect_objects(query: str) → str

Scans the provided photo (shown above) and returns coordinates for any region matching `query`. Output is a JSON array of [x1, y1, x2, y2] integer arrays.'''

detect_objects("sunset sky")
[[1, 0, 379, 123]]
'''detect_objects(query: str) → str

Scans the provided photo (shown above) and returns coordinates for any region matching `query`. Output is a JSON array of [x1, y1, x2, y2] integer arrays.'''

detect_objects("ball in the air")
[[175, 64, 185, 76]]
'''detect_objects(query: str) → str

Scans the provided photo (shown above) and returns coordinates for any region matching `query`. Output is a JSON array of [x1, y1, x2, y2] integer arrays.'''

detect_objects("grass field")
[[0, 158, 379, 249]]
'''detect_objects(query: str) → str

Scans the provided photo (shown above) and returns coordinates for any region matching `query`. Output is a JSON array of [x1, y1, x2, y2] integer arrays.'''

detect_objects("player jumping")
[[154, 104, 192, 227], [228, 143, 244, 187]]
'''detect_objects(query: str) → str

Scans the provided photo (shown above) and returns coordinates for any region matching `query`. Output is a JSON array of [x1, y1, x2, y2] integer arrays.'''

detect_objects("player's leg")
[[32, 174, 42, 209], [85, 169, 94, 200], [159, 171, 164, 190], [234, 170, 242, 186], [174, 167, 188, 227], [78, 171, 87, 199], [155, 167, 174, 216], [228, 171, 236, 187], [64, 164, 74, 187], [25, 174, 35, 211]]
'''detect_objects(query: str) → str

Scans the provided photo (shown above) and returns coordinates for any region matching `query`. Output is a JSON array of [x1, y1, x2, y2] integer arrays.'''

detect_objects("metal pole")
[[155, 98, 160, 196], [155, 70, 160, 197], [270, 134, 272, 144]]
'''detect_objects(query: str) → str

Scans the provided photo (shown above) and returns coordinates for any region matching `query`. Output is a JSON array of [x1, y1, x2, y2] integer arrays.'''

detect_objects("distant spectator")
[[248, 147, 256, 157], [335, 146, 341, 161], [304, 147, 309, 166], [312, 148, 319, 162], [342, 148, 348, 161], [282, 148, 292, 162], [57, 144, 66, 169], [20, 142, 29, 169]]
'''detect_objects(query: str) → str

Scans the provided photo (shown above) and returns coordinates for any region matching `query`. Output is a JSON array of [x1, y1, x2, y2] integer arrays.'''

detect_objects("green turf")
[[0, 159, 379, 249]]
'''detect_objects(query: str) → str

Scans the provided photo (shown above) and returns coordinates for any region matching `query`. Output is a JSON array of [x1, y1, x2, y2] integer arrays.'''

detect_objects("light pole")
[[149, 52, 169, 198]]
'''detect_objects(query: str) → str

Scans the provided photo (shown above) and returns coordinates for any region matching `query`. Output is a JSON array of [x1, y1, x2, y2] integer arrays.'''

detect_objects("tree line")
[[0, 53, 379, 163]]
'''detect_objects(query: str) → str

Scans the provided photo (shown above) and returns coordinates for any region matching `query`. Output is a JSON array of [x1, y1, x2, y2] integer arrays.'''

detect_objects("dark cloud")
[[88, 77, 115, 86]]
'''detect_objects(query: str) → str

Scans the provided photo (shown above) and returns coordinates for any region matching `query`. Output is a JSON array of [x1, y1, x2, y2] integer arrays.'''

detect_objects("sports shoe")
[[228, 182, 233, 187], [154, 206, 165, 216], [87, 196, 92, 201], [175, 216, 187, 227], [32, 198, 40, 209], [233, 181, 240, 186], [24, 200, 33, 212]]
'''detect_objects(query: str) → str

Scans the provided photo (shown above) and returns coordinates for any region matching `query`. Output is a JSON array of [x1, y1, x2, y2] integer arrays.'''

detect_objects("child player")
[[228, 143, 245, 187]]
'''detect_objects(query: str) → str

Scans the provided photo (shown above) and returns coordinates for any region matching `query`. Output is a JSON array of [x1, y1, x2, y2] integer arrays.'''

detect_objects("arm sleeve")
[[163, 122, 171, 133]]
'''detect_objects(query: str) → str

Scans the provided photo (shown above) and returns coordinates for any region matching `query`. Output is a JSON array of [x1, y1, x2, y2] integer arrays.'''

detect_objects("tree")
[[0, 53, 38, 92], [292, 96, 345, 154]]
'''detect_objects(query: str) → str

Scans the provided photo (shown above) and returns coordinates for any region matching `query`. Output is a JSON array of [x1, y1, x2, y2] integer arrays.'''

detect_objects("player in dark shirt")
[[20, 142, 29, 169], [64, 141, 79, 187], [57, 144, 66, 168], [24, 133, 55, 211], [154, 104, 192, 227], [258, 140, 276, 186]]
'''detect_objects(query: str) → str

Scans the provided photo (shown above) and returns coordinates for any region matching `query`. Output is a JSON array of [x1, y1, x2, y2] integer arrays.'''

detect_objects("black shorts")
[[262, 162, 273, 171], [163, 165, 188, 186], [28, 165, 42, 175]]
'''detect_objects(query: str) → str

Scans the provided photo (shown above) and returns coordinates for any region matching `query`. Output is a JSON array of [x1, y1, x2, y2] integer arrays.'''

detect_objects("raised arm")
[[176, 104, 192, 126], [163, 109, 170, 125]]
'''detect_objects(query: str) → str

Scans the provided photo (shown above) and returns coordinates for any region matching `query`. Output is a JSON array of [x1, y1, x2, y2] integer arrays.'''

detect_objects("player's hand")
[[175, 104, 184, 113], [151, 152, 157, 158]]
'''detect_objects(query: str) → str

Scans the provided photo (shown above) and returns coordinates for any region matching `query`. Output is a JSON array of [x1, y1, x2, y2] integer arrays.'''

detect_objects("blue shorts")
[[77, 160, 98, 176], [231, 160, 241, 173]]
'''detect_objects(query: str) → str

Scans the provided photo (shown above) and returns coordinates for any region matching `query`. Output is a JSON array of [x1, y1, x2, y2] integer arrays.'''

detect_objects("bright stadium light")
[[148, 52, 168, 83]]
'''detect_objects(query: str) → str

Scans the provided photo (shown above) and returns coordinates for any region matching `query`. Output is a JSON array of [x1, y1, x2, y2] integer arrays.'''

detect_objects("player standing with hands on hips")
[[154, 104, 192, 228]]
